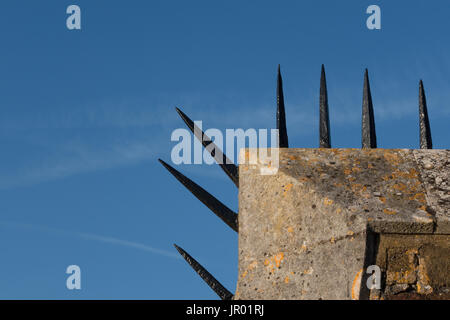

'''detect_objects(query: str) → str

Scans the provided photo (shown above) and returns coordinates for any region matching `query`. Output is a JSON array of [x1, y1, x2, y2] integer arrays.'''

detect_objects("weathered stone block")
[[376, 234, 450, 299], [236, 149, 449, 300]]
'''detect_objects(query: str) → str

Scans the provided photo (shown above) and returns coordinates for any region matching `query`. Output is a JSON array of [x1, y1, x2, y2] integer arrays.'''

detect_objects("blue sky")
[[0, 1, 449, 299]]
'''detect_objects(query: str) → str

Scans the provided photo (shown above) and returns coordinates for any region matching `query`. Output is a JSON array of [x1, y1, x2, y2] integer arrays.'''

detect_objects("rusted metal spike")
[[319, 64, 331, 148], [174, 244, 234, 300], [361, 69, 377, 148], [419, 80, 433, 149], [175, 107, 239, 187], [159, 159, 238, 232], [277, 65, 289, 148]]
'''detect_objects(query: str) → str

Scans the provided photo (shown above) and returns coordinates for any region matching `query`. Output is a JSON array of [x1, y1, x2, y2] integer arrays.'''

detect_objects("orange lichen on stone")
[[390, 270, 415, 284], [241, 261, 258, 279], [362, 193, 371, 199], [384, 208, 398, 215], [383, 151, 401, 165], [274, 253, 284, 268], [352, 167, 361, 173], [284, 277, 290, 284], [379, 197, 386, 204], [408, 168, 419, 178], [287, 226, 294, 233], [409, 193, 427, 204], [361, 148, 379, 156], [323, 198, 334, 206], [283, 183, 293, 197], [264, 252, 285, 274], [390, 168, 419, 180], [351, 269, 363, 300], [302, 267, 313, 275], [351, 183, 364, 193], [393, 183, 407, 191], [417, 256, 433, 294]]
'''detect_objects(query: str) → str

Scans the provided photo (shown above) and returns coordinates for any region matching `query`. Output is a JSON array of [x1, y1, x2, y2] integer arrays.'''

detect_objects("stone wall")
[[236, 149, 449, 299]]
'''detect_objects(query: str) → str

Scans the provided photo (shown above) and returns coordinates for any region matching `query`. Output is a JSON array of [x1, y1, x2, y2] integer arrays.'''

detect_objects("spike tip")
[[361, 69, 377, 148], [319, 65, 331, 148], [174, 244, 234, 300], [276, 65, 289, 148], [159, 159, 238, 232], [419, 80, 433, 149]]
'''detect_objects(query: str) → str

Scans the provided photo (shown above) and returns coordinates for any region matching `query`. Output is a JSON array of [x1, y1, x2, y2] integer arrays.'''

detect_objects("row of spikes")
[[159, 65, 434, 300], [278, 65, 433, 149]]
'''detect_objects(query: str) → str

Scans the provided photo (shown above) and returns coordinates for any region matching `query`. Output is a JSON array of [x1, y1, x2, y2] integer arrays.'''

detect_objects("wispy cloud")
[[77, 233, 180, 259], [0, 138, 163, 189], [0, 221, 181, 260]]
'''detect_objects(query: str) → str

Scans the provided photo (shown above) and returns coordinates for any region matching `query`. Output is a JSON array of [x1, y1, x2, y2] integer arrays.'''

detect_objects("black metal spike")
[[419, 80, 433, 149], [319, 64, 331, 148], [159, 159, 238, 232], [277, 65, 289, 148], [361, 69, 377, 148], [174, 244, 234, 300], [175, 107, 239, 187]]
